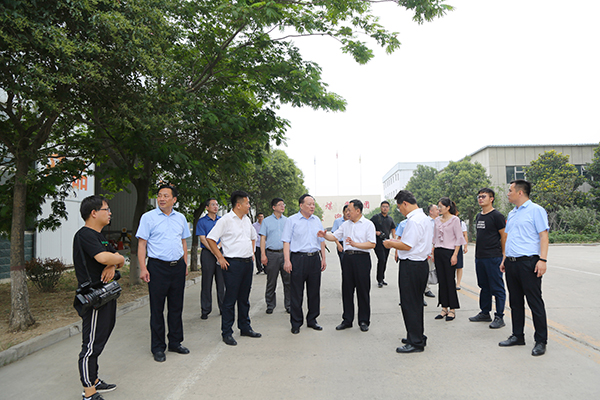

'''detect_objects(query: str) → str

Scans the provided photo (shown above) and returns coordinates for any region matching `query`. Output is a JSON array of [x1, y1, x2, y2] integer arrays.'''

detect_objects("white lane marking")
[[552, 265, 600, 277]]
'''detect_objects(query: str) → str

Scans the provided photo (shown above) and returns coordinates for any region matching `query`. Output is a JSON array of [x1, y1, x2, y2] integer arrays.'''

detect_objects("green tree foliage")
[[586, 144, 600, 211], [525, 150, 585, 213], [404, 165, 441, 210]]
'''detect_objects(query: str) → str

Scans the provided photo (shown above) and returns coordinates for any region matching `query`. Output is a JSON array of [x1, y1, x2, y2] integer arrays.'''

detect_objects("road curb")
[[0, 276, 201, 368]]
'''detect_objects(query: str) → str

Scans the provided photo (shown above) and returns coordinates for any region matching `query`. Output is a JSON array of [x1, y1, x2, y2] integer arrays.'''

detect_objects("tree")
[[404, 165, 441, 210], [525, 150, 585, 213], [586, 144, 600, 212]]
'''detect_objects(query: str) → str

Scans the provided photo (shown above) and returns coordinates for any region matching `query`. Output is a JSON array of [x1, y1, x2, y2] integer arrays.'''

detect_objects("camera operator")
[[73, 195, 125, 400]]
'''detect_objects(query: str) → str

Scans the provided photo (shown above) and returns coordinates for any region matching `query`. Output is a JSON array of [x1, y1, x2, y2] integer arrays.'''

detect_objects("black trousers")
[[290, 253, 322, 329], [341, 252, 371, 326], [255, 247, 263, 272], [505, 256, 548, 344], [221, 257, 253, 337], [78, 300, 117, 387], [399, 259, 429, 349], [200, 249, 224, 316], [374, 244, 390, 283], [147, 257, 186, 354], [434, 248, 460, 309]]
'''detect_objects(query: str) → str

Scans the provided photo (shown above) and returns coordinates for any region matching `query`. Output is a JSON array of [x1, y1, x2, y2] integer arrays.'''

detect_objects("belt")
[[292, 251, 319, 257], [267, 248, 283, 253], [344, 250, 368, 255], [149, 257, 182, 267], [225, 257, 253, 262], [506, 255, 537, 262]]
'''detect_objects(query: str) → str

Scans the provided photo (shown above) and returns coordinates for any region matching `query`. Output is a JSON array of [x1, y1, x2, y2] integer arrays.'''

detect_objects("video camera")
[[76, 270, 122, 311]]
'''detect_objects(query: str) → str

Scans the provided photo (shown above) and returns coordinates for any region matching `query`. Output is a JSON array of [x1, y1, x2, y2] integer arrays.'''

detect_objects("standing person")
[[253, 213, 265, 274], [196, 198, 224, 320], [260, 198, 291, 314], [454, 212, 469, 290], [332, 205, 350, 265], [282, 194, 327, 334], [499, 180, 549, 356], [469, 188, 507, 329], [137, 184, 191, 363], [432, 197, 466, 322], [74, 195, 125, 400], [319, 199, 376, 332], [371, 201, 396, 288], [424, 204, 439, 299], [207, 191, 262, 346], [383, 190, 433, 353]]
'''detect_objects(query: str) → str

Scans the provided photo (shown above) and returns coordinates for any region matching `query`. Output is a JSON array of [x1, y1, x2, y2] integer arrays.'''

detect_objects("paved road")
[[1, 244, 599, 399]]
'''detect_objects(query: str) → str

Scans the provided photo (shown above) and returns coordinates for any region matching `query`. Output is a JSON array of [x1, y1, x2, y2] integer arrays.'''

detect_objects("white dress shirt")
[[398, 208, 434, 261], [333, 216, 376, 253], [207, 211, 257, 258]]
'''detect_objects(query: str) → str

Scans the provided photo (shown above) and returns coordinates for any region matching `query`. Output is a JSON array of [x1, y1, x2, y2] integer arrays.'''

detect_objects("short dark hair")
[[80, 195, 107, 221], [158, 183, 178, 198], [298, 194, 313, 205], [230, 190, 249, 207], [205, 197, 217, 208], [349, 199, 363, 212], [439, 197, 457, 215], [342, 205, 349, 212], [380, 200, 390, 207], [395, 190, 417, 205], [510, 179, 531, 197], [271, 197, 284, 208], [478, 188, 495, 204], [257, 212, 264, 217]]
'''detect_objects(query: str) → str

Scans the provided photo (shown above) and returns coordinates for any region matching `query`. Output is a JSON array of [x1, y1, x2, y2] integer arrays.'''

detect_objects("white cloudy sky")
[[275, 0, 600, 198]]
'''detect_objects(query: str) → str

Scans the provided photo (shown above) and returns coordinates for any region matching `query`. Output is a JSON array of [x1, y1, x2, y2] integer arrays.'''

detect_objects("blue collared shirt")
[[505, 200, 549, 257], [281, 212, 325, 253], [259, 213, 288, 250], [332, 217, 344, 233], [396, 219, 407, 237], [136, 208, 191, 261], [195, 214, 220, 249]]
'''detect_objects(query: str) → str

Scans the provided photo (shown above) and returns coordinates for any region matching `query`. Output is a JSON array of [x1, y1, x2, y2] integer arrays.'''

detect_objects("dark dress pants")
[[374, 243, 390, 283], [399, 259, 429, 349], [505, 256, 548, 344], [255, 247, 263, 272], [221, 257, 253, 337], [200, 249, 224, 316], [78, 300, 117, 387], [341, 252, 371, 326], [147, 257, 186, 354], [264, 250, 291, 312], [434, 248, 460, 309], [475, 257, 506, 317], [290, 253, 322, 329]]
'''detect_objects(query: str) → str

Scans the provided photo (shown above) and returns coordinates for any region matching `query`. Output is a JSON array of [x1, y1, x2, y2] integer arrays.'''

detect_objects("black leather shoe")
[[499, 335, 525, 347], [153, 351, 166, 362], [401, 335, 427, 346], [240, 329, 262, 338], [378, 282, 383, 288], [168, 345, 190, 354], [336, 323, 351, 330], [308, 323, 323, 331], [423, 300, 428, 306], [396, 344, 424, 353], [532, 342, 546, 356], [222, 335, 237, 346], [291, 327, 300, 334], [201, 314, 208, 320], [266, 309, 273, 314], [424, 290, 435, 298], [359, 322, 369, 332], [382, 281, 388, 286], [285, 308, 291, 314]]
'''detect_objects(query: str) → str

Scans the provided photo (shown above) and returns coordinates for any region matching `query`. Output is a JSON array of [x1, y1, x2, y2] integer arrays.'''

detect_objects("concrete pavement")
[[1, 244, 599, 399]]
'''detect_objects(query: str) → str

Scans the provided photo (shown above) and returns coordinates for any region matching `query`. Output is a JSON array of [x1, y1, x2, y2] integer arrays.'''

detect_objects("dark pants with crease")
[[290, 252, 322, 329], [505, 256, 548, 344], [399, 259, 429, 349], [221, 257, 253, 337], [200, 249, 224, 316], [264, 249, 291, 312], [374, 243, 390, 283], [147, 257, 186, 354], [341, 252, 371, 326]]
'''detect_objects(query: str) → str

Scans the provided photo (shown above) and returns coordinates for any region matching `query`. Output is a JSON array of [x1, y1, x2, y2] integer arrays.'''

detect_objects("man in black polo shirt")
[[370, 201, 396, 288]]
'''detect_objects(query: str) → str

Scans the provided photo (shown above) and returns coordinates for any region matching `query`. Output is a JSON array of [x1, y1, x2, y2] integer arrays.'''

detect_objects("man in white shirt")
[[319, 199, 376, 332], [207, 191, 261, 346], [384, 190, 434, 353]]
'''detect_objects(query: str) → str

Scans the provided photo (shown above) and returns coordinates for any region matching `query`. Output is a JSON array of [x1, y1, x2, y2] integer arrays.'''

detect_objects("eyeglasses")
[[477, 195, 488, 199], [99, 207, 111, 212]]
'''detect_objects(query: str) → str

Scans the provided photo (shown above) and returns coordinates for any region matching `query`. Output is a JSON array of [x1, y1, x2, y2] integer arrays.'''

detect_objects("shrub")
[[556, 206, 599, 234], [25, 258, 66, 292], [548, 232, 600, 244]]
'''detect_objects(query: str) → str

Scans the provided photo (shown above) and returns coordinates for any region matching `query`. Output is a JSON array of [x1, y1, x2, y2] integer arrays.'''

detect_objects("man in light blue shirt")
[[499, 179, 549, 357], [137, 184, 191, 362], [282, 194, 327, 334], [259, 197, 290, 314], [332, 205, 349, 264]]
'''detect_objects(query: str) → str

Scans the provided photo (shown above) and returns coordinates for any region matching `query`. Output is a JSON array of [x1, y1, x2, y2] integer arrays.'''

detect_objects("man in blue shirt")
[[196, 198, 224, 320], [259, 198, 290, 314], [137, 184, 191, 362], [282, 194, 327, 334], [332, 205, 349, 265], [499, 180, 549, 356]]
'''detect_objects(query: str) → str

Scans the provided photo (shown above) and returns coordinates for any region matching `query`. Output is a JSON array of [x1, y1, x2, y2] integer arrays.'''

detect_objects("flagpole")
[[359, 154, 362, 195], [314, 156, 317, 195], [336, 150, 339, 196]]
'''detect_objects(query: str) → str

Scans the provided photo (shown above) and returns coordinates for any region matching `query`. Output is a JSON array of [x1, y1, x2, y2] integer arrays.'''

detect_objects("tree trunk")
[[9, 157, 35, 331], [129, 178, 151, 285], [189, 207, 202, 272]]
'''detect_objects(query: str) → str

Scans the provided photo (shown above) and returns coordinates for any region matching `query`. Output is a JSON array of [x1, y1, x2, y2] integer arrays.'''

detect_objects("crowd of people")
[[72, 179, 550, 400]]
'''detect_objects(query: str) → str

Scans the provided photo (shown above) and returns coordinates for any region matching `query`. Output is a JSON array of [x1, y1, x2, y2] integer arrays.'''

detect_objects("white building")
[[382, 161, 449, 201]]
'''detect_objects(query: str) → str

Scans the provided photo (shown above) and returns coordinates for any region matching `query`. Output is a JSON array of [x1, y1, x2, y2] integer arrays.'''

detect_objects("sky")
[[275, 0, 600, 198]]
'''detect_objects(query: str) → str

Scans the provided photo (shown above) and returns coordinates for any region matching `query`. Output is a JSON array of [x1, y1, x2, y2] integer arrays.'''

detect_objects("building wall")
[[382, 161, 449, 200], [314, 195, 382, 229], [0, 232, 34, 280]]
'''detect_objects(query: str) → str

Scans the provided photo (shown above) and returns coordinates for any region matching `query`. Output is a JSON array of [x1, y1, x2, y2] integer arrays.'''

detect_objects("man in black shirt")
[[370, 201, 396, 288], [469, 188, 507, 329], [73, 195, 125, 400]]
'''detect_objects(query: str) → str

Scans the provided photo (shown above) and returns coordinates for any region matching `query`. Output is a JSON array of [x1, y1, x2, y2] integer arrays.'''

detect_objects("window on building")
[[506, 166, 526, 183]]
